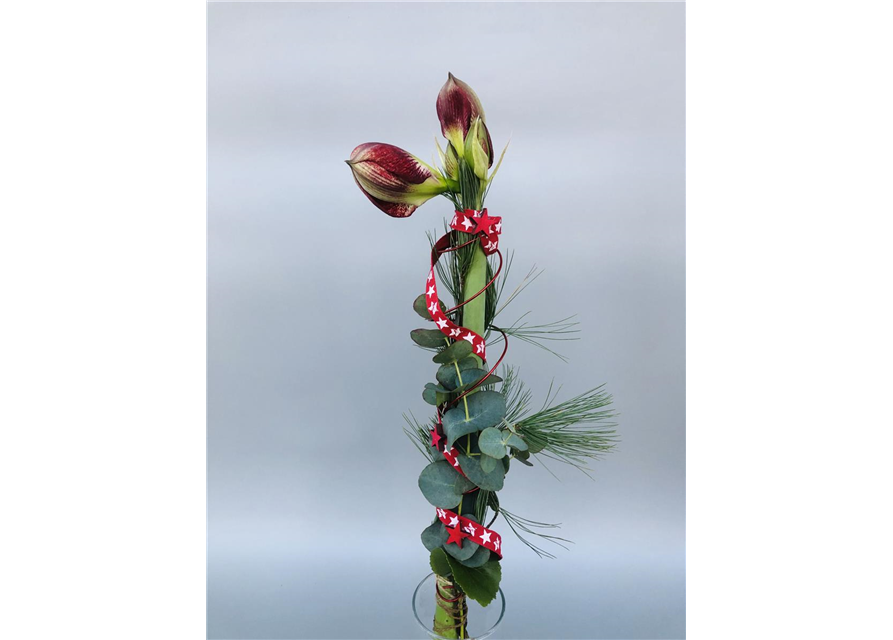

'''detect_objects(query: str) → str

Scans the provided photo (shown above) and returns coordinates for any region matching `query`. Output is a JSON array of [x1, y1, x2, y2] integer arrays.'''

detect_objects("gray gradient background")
[[208, 2, 684, 638]]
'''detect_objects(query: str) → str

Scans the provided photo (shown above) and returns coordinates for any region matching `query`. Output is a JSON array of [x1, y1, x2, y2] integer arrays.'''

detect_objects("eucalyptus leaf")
[[454, 371, 503, 394], [444, 537, 480, 561], [422, 383, 449, 406], [478, 427, 508, 459], [457, 453, 505, 491], [413, 294, 446, 320], [411, 329, 449, 348], [432, 340, 473, 364], [454, 542, 492, 568], [445, 556, 502, 607], [436, 357, 482, 390], [505, 433, 528, 452], [430, 548, 452, 577], [526, 438, 545, 454], [502, 456, 510, 473], [442, 391, 507, 447], [443, 517, 480, 562], [418, 460, 477, 508], [480, 454, 499, 474], [514, 449, 534, 466], [421, 519, 448, 552]]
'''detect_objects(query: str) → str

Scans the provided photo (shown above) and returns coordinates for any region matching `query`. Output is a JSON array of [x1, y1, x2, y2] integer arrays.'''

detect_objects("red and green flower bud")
[[436, 72, 485, 157], [463, 117, 494, 181], [346, 142, 447, 217]]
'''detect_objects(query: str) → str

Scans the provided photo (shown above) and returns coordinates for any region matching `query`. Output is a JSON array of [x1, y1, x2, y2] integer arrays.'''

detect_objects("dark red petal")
[[349, 142, 432, 185], [351, 174, 416, 218], [436, 73, 483, 140]]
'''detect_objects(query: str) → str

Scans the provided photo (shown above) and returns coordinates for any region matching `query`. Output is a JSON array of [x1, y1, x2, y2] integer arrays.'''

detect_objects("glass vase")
[[412, 572, 505, 640]]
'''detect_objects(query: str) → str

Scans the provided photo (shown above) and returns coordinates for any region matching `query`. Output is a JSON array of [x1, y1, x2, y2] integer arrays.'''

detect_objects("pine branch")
[[493, 312, 580, 362], [493, 263, 543, 318], [498, 507, 572, 559], [516, 384, 618, 474], [499, 365, 533, 424]]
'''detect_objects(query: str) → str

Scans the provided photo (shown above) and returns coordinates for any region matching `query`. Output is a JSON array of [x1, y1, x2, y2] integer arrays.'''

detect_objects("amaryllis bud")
[[436, 72, 485, 156], [346, 142, 447, 218], [463, 117, 494, 180], [444, 143, 459, 180]]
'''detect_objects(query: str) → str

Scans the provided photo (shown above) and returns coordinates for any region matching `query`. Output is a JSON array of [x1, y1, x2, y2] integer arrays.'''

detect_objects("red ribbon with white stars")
[[450, 208, 502, 256], [436, 508, 503, 559], [425, 209, 502, 365], [429, 427, 466, 476], [424, 210, 505, 557]]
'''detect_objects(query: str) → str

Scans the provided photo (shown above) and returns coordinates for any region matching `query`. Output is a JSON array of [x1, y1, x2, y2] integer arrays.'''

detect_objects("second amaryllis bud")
[[463, 117, 494, 180], [436, 72, 485, 156], [346, 143, 448, 218], [445, 143, 459, 180]]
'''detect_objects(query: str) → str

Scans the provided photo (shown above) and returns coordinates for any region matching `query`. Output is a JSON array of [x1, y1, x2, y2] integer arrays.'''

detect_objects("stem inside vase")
[[434, 574, 468, 638]]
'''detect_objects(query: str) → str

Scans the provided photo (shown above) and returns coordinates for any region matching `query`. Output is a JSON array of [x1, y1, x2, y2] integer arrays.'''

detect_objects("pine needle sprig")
[[483, 473, 569, 558], [493, 263, 543, 318], [441, 189, 461, 211], [475, 489, 491, 526], [402, 412, 436, 461], [493, 312, 579, 362], [484, 258, 498, 327], [499, 365, 533, 424], [516, 384, 618, 474], [484, 249, 515, 328], [499, 507, 572, 559]]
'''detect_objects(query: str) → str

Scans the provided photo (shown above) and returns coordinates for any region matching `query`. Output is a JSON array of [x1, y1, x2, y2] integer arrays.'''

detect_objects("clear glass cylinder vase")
[[412, 572, 505, 640]]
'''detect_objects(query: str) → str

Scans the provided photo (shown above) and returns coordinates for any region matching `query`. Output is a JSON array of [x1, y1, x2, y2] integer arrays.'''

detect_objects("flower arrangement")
[[347, 73, 617, 638]]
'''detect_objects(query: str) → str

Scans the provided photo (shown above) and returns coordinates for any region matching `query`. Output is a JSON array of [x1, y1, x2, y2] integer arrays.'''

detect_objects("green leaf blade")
[[454, 542, 491, 568], [478, 427, 508, 458], [436, 357, 480, 390], [506, 433, 528, 452], [411, 329, 449, 348], [418, 460, 476, 508], [413, 294, 446, 320], [421, 519, 448, 552], [457, 453, 506, 491], [430, 548, 452, 577], [442, 391, 507, 447], [480, 454, 499, 473], [432, 340, 473, 364], [445, 555, 502, 607]]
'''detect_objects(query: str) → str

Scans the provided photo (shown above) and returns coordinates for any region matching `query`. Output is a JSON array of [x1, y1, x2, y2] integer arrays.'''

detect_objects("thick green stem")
[[463, 242, 488, 369], [433, 574, 467, 638], [433, 159, 486, 638]]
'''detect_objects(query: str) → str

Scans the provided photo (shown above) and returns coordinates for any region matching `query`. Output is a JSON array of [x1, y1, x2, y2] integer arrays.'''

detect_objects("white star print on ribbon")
[[449, 208, 502, 256], [426, 239, 488, 363], [435, 508, 503, 559]]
